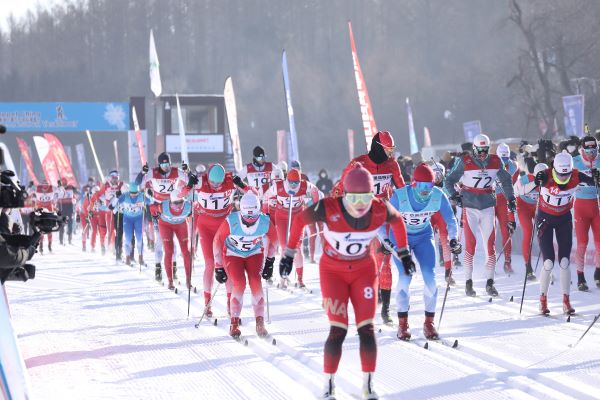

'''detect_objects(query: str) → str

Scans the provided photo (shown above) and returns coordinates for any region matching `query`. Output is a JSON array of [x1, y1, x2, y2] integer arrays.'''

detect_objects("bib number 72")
[[472, 176, 492, 188]]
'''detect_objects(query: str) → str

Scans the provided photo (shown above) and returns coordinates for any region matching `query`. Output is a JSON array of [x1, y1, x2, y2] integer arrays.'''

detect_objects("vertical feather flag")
[[15, 138, 39, 185], [281, 50, 300, 163], [348, 21, 378, 151], [33, 136, 60, 184], [149, 29, 162, 98], [175, 94, 189, 164], [224, 77, 243, 172], [406, 98, 419, 154], [44, 133, 79, 187]]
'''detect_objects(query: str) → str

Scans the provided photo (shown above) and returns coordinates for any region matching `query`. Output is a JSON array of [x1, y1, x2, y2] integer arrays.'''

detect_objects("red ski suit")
[[287, 197, 408, 373]]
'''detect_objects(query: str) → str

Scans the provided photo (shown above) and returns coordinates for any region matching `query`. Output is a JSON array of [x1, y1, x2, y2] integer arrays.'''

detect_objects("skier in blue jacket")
[[117, 183, 149, 266], [380, 163, 461, 341]]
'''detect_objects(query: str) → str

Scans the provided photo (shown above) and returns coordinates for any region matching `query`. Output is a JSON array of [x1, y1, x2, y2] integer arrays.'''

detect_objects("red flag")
[[44, 133, 79, 187], [15, 138, 39, 185], [132, 106, 147, 166], [348, 21, 378, 151], [33, 136, 60, 184]]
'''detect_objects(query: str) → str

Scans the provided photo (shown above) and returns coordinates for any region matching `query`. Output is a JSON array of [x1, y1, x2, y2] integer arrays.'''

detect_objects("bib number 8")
[[363, 287, 374, 299]]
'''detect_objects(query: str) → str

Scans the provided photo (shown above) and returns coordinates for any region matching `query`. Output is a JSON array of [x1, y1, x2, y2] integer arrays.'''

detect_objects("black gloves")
[[450, 193, 463, 208], [449, 239, 462, 255], [116, 190, 122, 198], [534, 170, 547, 186], [592, 168, 600, 185], [380, 239, 394, 255], [142, 163, 149, 174], [182, 162, 188, 171], [398, 248, 416, 276], [507, 221, 516, 235], [507, 198, 517, 213], [279, 255, 294, 278], [187, 174, 199, 188], [215, 267, 228, 283], [262, 257, 275, 280], [232, 175, 246, 189]]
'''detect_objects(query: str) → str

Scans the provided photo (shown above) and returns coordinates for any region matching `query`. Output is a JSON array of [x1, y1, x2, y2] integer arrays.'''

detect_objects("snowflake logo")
[[104, 104, 126, 130]]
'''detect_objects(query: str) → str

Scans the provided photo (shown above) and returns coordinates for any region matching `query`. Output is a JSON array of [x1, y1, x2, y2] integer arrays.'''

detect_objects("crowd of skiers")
[[9, 128, 600, 400]]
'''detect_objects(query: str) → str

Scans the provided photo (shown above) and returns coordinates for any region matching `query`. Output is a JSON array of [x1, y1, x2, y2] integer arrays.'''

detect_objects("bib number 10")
[[334, 240, 364, 255]]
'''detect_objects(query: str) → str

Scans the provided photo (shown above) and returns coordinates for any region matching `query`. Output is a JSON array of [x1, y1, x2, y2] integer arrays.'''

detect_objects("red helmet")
[[376, 131, 395, 148], [412, 163, 434, 183], [344, 164, 373, 193], [287, 168, 301, 182]]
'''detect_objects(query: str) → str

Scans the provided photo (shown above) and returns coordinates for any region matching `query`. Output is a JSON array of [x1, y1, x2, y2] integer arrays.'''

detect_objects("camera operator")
[[19, 182, 35, 235]]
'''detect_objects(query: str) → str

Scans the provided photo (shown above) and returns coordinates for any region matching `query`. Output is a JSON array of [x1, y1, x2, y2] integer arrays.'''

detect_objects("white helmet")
[[533, 163, 548, 175], [473, 134, 491, 148], [496, 143, 510, 158], [278, 161, 288, 173], [553, 151, 573, 174], [239, 192, 261, 223], [195, 164, 207, 174]]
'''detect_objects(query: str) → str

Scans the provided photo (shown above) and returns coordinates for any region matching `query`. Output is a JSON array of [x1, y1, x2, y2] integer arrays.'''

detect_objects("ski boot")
[[577, 272, 589, 292], [323, 374, 336, 400], [155, 263, 162, 282], [423, 313, 439, 340], [503, 260, 514, 275], [39, 245, 44, 255], [445, 268, 455, 285], [397, 314, 411, 341], [377, 288, 382, 305], [525, 262, 536, 281], [101, 246, 106, 255], [595, 268, 600, 288], [48, 243, 52, 253], [562, 294, 575, 315], [172, 264, 178, 281], [138, 254, 144, 267], [204, 292, 213, 318], [255, 316, 269, 338], [125, 256, 132, 266], [380, 289, 393, 324], [82, 243, 86, 252], [453, 253, 462, 267], [229, 317, 241, 338], [186, 280, 193, 290], [362, 372, 378, 400], [540, 294, 550, 315], [465, 279, 476, 297], [68, 235, 72, 245], [486, 279, 499, 297], [167, 280, 175, 290]]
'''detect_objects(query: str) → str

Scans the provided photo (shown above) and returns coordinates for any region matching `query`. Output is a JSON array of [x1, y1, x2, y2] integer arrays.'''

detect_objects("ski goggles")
[[159, 162, 170, 169], [474, 146, 489, 155], [344, 192, 375, 205], [583, 147, 598, 157], [254, 156, 265, 162], [287, 180, 300, 187], [413, 181, 434, 191]]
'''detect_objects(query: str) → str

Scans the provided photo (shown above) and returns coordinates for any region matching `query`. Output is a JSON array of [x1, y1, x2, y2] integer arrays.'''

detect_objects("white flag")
[[175, 94, 189, 164], [149, 29, 162, 97]]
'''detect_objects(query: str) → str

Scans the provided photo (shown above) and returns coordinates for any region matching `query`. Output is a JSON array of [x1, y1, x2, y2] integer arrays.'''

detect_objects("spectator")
[[316, 169, 333, 195]]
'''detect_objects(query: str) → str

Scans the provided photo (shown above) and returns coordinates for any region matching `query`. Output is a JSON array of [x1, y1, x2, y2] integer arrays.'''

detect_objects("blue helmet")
[[129, 182, 139, 193], [208, 163, 225, 188]]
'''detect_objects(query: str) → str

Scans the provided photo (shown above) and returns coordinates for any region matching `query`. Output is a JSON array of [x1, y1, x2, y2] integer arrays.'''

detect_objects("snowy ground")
[[5, 232, 600, 400]]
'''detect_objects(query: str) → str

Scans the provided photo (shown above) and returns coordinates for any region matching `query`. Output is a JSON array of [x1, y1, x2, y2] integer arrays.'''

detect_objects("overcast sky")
[[0, 0, 61, 32]]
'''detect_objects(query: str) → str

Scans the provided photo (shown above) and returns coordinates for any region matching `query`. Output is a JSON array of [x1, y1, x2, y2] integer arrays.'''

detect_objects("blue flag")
[[562, 95, 584, 137]]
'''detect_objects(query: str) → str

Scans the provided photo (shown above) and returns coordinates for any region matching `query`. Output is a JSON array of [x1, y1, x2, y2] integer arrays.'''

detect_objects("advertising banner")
[[562, 95, 584, 137], [0, 102, 129, 132], [463, 120, 482, 143]]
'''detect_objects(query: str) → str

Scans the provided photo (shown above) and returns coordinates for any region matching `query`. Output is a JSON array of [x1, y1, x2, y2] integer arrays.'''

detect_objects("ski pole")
[[266, 286, 271, 324], [569, 312, 600, 348], [187, 181, 196, 318], [438, 270, 452, 331], [495, 236, 512, 265], [194, 283, 221, 328], [282, 193, 294, 285], [520, 182, 541, 314]]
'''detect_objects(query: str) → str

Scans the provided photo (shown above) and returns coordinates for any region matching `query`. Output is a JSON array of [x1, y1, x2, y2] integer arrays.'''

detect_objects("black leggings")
[[536, 210, 572, 263]]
